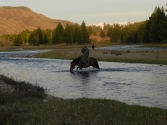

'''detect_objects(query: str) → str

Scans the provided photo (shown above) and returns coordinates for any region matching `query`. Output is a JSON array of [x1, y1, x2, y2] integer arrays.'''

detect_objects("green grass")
[[0, 41, 112, 52], [35, 50, 66, 59], [99, 58, 167, 65], [34, 50, 167, 65], [1, 75, 167, 125], [35, 50, 76, 60], [141, 43, 167, 48]]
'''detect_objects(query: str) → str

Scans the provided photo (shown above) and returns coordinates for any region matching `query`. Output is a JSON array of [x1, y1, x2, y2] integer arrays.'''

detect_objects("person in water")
[[80, 46, 89, 66], [92, 42, 95, 49]]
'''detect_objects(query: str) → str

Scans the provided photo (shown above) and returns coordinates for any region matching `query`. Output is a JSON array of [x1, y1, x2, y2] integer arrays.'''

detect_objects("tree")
[[52, 22, 65, 44], [73, 24, 81, 44], [103, 23, 111, 32], [100, 29, 106, 37], [43, 34, 49, 44], [35, 27, 43, 44], [65, 24, 74, 44], [121, 25, 128, 43], [28, 32, 36, 45], [137, 21, 147, 43], [20, 29, 30, 44], [126, 29, 137, 43], [91, 25, 102, 35], [142, 19, 151, 43], [149, 7, 166, 42], [109, 24, 122, 42], [107, 26, 113, 37], [43, 29, 52, 44], [158, 4, 167, 41], [14, 35, 23, 46], [87, 26, 93, 35], [80, 21, 90, 44]]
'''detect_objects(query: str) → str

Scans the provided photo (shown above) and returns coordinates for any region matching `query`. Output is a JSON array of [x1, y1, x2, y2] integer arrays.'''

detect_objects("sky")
[[0, 0, 167, 26]]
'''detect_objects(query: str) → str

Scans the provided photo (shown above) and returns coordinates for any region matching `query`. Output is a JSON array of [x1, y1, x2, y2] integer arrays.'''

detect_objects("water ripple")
[[0, 50, 167, 109]]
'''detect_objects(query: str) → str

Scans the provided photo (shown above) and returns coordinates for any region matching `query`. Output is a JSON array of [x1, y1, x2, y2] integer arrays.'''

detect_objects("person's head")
[[84, 46, 87, 49], [81, 46, 87, 52]]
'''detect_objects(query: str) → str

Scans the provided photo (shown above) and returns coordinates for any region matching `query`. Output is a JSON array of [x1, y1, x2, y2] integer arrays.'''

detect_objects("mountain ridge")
[[0, 6, 75, 35]]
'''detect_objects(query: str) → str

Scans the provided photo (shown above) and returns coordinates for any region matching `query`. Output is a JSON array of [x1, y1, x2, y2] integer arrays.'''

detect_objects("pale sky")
[[0, 0, 167, 25]]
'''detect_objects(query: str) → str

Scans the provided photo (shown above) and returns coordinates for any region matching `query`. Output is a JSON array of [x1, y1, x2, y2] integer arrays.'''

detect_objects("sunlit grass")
[[34, 49, 167, 65], [35, 49, 79, 60], [99, 58, 167, 65]]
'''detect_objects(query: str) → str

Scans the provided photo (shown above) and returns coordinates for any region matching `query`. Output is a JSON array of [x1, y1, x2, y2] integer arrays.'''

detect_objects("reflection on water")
[[0, 50, 167, 109]]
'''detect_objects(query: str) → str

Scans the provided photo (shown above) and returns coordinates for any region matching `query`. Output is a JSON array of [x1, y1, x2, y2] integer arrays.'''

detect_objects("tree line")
[[1, 4, 167, 46], [1, 21, 90, 46], [106, 4, 167, 43]]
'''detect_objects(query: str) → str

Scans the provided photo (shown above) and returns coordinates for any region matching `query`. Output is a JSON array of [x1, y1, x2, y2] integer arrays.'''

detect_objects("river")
[[0, 48, 167, 109]]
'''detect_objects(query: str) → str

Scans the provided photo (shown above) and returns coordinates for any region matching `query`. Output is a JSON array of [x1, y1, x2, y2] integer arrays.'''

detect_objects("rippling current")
[[0, 50, 167, 109]]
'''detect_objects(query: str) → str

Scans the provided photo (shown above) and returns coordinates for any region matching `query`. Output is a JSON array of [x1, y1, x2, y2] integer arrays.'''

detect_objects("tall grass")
[[1, 98, 167, 125], [0, 75, 167, 125]]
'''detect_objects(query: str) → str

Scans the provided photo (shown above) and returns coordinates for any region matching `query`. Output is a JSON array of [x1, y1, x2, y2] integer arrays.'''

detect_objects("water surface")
[[0, 50, 167, 109]]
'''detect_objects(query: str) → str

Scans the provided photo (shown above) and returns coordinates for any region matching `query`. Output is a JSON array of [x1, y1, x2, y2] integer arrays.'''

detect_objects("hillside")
[[0, 6, 74, 35]]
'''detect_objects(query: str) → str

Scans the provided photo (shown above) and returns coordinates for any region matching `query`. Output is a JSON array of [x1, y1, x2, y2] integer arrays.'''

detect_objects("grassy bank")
[[34, 48, 167, 65], [0, 75, 167, 125], [29, 43, 167, 65], [99, 57, 167, 65], [141, 43, 167, 48], [0, 43, 100, 52], [1, 43, 167, 65], [0, 40, 112, 52]]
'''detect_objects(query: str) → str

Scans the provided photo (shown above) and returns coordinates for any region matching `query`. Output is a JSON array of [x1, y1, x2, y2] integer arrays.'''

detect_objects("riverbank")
[[0, 75, 167, 125], [1, 43, 167, 65], [35, 47, 167, 65]]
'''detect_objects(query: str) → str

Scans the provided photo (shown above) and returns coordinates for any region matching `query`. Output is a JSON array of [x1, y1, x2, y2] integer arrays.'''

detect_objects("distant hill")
[[0, 6, 75, 35]]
